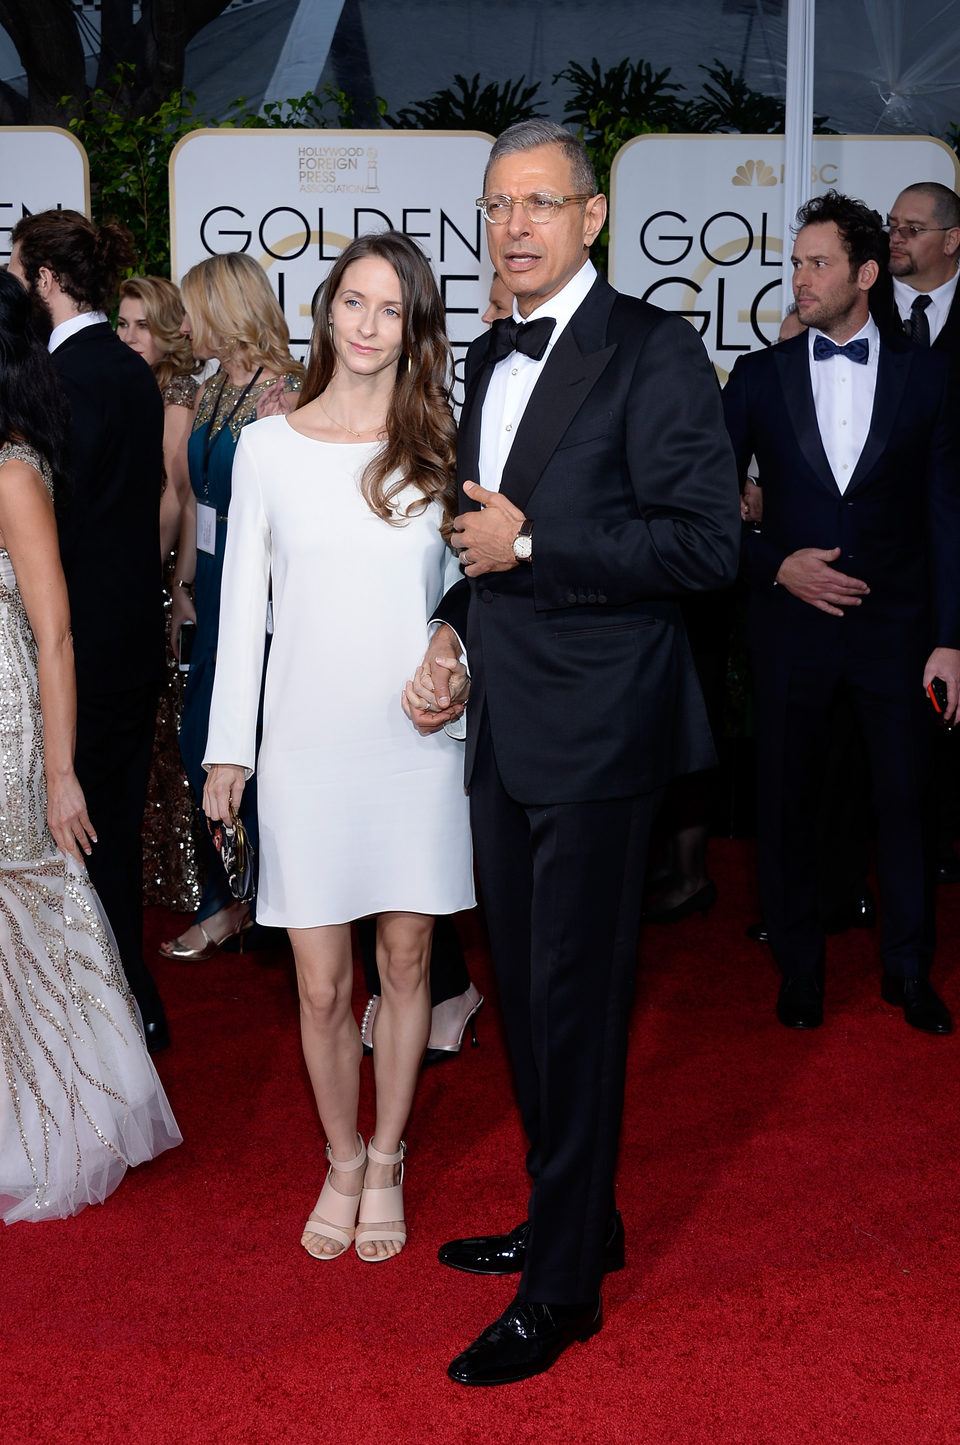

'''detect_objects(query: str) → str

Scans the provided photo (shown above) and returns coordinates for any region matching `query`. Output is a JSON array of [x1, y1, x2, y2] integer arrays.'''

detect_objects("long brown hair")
[[300, 232, 457, 536], [119, 276, 201, 392]]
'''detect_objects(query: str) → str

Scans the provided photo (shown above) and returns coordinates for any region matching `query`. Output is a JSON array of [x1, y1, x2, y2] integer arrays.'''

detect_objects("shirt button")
[[505, 423, 512, 433], [511, 367, 518, 375]]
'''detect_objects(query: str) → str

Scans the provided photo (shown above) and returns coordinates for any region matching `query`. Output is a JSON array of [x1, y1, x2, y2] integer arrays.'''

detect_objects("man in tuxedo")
[[9, 210, 168, 1050], [887, 182, 960, 358], [887, 181, 960, 885], [723, 191, 960, 1036], [407, 121, 740, 1385]]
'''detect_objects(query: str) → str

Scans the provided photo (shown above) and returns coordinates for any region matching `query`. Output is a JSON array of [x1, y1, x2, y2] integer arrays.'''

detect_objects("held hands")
[[923, 648, 960, 726], [203, 764, 247, 824], [402, 624, 469, 736], [775, 547, 869, 617], [47, 770, 96, 866], [453, 481, 525, 576]]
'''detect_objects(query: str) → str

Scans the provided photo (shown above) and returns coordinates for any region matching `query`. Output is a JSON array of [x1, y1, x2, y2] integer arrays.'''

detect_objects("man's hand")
[[775, 547, 870, 616], [402, 623, 469, 735], [453, 480, 526, 576], [740, 478, 763, 523], [923, 647, 960, 726]]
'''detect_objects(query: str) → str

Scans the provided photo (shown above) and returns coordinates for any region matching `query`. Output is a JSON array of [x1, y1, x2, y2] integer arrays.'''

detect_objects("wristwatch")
[[512, 517, 534, 563]]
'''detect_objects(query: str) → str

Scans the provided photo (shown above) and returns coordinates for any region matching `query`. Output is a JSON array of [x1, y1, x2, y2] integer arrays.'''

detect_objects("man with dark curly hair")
[[723, 190, 960, 1035]]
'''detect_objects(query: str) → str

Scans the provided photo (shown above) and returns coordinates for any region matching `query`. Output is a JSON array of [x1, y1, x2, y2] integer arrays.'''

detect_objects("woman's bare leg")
[[359, 910, 433, 1259], [290, 922, 363, 1257]]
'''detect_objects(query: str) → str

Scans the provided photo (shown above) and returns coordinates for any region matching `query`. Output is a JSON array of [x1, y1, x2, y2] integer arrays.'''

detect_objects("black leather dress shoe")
[[746, 921, 770, 944], [438, 1210, 625, 1276], [881, 974, 952, 1035], [643, 880, 717, 924], [823, 884, 877, 934], [142, 1015, 171, 1054], [776, 975, 823, 1029], [447, 1295, 602, 1386]]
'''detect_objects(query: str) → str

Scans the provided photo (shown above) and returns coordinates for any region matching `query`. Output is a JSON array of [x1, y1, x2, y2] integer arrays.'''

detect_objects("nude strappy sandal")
[[301, 1134, 366, 1260], [355, 1139, 406, 1262]]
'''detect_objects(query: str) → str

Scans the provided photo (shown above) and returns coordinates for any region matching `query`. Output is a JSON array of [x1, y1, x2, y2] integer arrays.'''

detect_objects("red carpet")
[[3, 839, 959, 1444]]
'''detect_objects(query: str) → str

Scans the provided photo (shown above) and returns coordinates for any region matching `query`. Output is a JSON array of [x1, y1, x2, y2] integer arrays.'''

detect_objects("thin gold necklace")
[[318, 397, 384, 439]]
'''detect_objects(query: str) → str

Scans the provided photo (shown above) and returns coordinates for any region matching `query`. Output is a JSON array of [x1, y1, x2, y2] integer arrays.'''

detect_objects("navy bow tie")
[[489, 315, 556, 364], [812, 335, 869, 365]]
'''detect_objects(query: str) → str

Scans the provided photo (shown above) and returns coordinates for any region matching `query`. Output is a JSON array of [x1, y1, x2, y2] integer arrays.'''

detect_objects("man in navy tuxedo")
[[10, 211, 168, 1051], [723, 191, 960, 1035], [406, 121, 740, 1385]]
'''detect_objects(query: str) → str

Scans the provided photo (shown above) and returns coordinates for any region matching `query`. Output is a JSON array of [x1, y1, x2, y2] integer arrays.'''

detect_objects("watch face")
[[513, 533, 533, 561]]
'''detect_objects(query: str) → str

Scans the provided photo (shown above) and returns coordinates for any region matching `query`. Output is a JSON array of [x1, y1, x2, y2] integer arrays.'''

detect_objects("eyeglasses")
[[883, 223, 954, 239], [476, 193, 593, 224]]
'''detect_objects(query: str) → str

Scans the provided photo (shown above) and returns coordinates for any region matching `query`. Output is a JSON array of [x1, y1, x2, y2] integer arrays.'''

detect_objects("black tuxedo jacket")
[[52, 323, 164, 691], [436, 275, 741, 804], [723, 329, 960, 662]]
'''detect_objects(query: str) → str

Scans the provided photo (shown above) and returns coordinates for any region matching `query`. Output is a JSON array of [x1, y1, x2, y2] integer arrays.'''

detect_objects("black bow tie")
[[812, 335, 869, 364], [488, 315, 556, 364]]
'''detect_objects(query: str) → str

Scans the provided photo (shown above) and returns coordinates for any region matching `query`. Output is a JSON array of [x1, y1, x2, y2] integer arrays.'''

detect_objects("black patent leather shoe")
[[142, 1014, 171, 1054], [776, 975, 823, 1029], [746, 921, 770, 944], [447, 1295, 602, 1386], [438, 1210, 625, 1276], [881, 974, 952, 1035], [823, 884, 877, 934]]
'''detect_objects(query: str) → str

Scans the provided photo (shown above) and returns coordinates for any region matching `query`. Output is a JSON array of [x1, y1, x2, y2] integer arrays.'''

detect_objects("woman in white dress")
[[0, 269, 180, 1223], [203, 232, 474, 1262]]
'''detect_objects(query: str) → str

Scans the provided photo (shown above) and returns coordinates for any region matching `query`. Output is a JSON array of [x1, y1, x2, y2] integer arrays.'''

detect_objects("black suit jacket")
[[723, 329, 960, 661], [436, 274, 741, 804], [52, 323, 164, 691]]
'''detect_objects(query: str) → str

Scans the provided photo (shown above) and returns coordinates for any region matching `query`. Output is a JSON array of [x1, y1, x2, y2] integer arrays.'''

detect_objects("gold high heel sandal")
[[158, 912, 253, 961], [301, 1135, 367, 1261]]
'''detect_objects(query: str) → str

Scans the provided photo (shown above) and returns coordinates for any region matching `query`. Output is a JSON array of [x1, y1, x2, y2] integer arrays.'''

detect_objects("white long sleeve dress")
[[203, 416, 474, 929]]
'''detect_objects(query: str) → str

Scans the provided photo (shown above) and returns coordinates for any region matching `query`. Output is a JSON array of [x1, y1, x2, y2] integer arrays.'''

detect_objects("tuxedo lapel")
[[457, 336, 496, 513], [846, 338, 911, 493], [773, 336, 837, 495], [497, 280, 617, 513]]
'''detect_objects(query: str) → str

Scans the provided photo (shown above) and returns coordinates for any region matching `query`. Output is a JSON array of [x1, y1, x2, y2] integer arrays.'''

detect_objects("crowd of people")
[[0, 121, 958, 1387]]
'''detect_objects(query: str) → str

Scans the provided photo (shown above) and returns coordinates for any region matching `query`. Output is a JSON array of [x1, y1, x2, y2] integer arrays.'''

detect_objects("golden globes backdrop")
[[0, 127, 90, 262], [170, 129, 496, 399], [609, 134, 960, 380]]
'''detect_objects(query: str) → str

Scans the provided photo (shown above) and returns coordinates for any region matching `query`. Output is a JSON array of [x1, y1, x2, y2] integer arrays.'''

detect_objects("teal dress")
[[179, 370, 300, 923]]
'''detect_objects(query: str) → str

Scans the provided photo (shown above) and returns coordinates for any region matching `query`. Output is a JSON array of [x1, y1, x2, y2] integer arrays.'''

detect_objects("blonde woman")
[[161, 254, 303, 962], [117, 276, 201, 557]]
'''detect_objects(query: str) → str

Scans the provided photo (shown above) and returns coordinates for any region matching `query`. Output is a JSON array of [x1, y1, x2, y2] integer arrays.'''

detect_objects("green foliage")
[[682, 61, 834, 135], [556, 58, 685, 135], [67, 66, 375, 276], [387, 73, 545, 132], [946, 122, 960, 157]]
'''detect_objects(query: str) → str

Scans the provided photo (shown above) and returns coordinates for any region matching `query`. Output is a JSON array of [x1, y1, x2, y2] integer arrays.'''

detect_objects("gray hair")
[[897, 181, 960, 230], [484, 120, 598, 196]]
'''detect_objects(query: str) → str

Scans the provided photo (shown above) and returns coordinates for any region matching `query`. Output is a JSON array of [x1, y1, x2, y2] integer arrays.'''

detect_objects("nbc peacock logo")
[[732, 160, 778, 187]]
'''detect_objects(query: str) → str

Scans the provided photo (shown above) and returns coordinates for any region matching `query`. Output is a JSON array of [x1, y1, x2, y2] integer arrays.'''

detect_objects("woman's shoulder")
[[162, 374, 200, 410], [0, 441, 52, 494]]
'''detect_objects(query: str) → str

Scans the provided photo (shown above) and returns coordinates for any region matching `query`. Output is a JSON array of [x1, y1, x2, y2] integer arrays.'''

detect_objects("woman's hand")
[[256, 379, 296, 419], [171, 582, 197, 661], [47, 770, 97, 866], [202, 764, 247, 824]]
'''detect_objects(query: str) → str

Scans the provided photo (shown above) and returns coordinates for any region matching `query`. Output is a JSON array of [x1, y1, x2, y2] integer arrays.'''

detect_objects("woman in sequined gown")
[[0, 270, 180, 1223], [160, 254, 302, 961], [117, 276, 204, 913]]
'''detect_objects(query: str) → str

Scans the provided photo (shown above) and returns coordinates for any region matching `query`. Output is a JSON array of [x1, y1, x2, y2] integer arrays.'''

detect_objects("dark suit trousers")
[[74, 679, 164, 1019], [752, 646, 935, 981], [470, 721, 655, 1306]]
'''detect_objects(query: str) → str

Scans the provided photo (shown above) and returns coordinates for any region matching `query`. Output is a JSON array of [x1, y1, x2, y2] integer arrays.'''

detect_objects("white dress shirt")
[[478, 260, 597, 492], [807, 316, 879, 494], [892, 270, 959, 345], [48, 310, 108, 353]]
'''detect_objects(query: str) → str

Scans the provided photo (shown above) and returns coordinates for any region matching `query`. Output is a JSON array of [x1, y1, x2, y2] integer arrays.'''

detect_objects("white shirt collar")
[[511, 260, 597, 354], [48, 310, 108, 354]]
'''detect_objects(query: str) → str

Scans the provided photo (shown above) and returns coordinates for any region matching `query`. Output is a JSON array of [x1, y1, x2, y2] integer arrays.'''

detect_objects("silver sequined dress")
[[0, 442, 181, 1223]]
